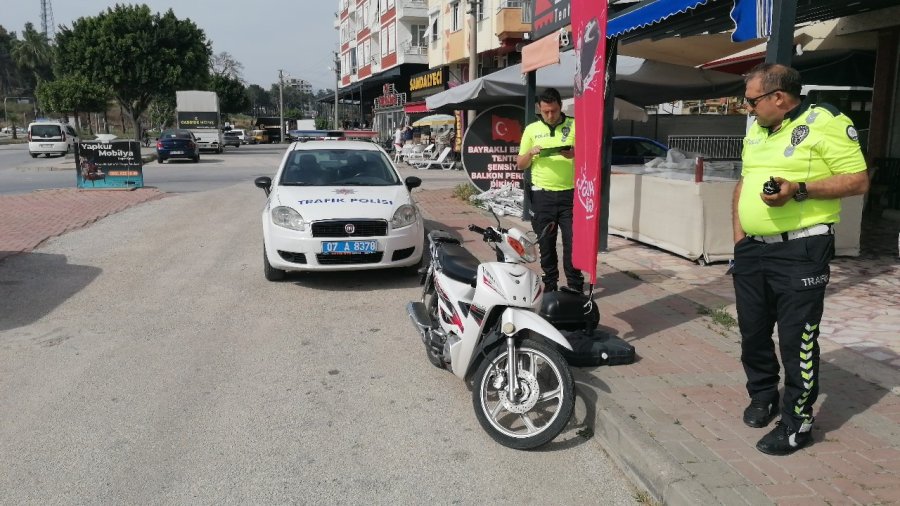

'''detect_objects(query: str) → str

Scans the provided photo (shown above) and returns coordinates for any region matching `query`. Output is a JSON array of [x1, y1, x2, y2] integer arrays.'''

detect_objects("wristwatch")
[[793, 182, 809, 202]]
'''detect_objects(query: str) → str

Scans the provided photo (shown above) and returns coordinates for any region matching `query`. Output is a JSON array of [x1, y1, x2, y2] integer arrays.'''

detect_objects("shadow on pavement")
[[0, 252, 101, 331], [815, 347, 896, 436]]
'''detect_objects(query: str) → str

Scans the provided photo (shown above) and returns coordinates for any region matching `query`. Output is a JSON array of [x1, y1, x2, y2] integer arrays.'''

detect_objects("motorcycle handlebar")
[[468, 224, 502, 243]]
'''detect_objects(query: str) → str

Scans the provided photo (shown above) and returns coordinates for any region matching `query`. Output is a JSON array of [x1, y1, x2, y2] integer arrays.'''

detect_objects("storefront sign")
[[177, 112, 218, 129], [374, 83, 407, 110], [75, 140, 144, 189], [461, 105, 525, 192], [409, 67, 449, 99], [531, 0, 571, 40]]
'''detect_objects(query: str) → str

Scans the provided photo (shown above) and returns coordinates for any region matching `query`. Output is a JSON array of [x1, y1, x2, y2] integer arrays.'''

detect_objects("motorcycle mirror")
[[489, 208, 501, 228], [537, 222, 557, 241]]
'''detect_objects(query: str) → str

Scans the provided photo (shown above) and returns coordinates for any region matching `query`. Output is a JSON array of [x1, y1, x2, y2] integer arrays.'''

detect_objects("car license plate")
[[169, 150, 183, 155], [40, 144, 52, 147], [322, 240, 378, 254]]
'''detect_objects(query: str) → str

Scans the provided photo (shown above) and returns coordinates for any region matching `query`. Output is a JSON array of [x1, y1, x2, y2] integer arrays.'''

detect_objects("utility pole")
[[278, 69, 285, 143], [333, 51, 340, 130], [467, 0, 480, 124]]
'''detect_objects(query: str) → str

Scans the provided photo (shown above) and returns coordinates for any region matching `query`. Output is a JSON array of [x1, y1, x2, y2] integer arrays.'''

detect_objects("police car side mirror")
[[405, 176, 422, 191], [254, 176, 272, 196]]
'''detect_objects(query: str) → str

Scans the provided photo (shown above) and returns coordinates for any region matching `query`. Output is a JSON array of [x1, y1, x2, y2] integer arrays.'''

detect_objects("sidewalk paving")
[[413, 186, 900, 505], [1, 180, 899, 505]]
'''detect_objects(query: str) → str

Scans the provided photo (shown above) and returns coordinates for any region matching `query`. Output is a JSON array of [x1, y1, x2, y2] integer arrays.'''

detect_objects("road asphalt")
[[2, 156, 899, 505]]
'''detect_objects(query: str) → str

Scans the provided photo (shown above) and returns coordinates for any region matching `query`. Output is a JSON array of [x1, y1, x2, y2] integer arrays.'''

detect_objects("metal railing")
[[401, 40, 427, 55], [667, 135, 743, 160], [497, 0, 532, 22]]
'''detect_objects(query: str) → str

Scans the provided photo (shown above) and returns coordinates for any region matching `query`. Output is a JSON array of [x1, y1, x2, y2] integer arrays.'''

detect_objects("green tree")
[[54, 5, 211, 139], [36, 74, 109, 121], [10, 22, 54, 92], [147, 95, 176, 132], [0, 26, 21, 97], [210, 74, 250, 115], [246, 84, 272, 116]]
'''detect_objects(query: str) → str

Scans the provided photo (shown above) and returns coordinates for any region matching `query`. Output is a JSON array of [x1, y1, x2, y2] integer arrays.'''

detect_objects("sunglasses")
[[744, 89, 783, 108]]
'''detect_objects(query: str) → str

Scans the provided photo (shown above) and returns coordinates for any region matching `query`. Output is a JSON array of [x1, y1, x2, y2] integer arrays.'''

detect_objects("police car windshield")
[[280, 149, 401, 187]]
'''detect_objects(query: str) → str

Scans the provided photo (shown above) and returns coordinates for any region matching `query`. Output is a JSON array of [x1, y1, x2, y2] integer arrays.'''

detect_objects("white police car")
[[254, 140, 424, 280]]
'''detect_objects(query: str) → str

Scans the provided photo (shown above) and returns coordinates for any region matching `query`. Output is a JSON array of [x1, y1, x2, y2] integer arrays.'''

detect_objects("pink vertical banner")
[[571, 0, 608, 284]]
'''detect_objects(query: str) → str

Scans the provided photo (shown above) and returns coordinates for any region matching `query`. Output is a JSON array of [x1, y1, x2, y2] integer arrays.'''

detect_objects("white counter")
[[607, 172, 863, 263]]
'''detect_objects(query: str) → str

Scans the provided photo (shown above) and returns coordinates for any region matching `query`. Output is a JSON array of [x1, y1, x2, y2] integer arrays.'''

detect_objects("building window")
[[388, 22, 396, 53], [380, 0, 387, 14], [362, 1, 369, 26], [350, 49, 358, 74], [477, 0, 486, 21], [451, 2, 461, 31], [387, 0, 395, 7], [381, 28, 388, 56], [411, 24, 427, 48]]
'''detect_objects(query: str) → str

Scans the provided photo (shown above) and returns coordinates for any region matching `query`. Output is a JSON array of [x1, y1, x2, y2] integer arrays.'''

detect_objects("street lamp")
[[278, 69, 285, 143]]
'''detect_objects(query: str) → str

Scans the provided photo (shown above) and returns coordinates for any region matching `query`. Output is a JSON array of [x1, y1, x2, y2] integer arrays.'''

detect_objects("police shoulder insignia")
[[805, 110, 819, 124], [846, 125, 859, 142], [791, 125, 810, 146]]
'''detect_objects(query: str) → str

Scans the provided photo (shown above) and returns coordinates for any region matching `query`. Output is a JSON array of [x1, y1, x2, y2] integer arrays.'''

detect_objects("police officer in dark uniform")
[[733, 63, 870, 455], [517, 88, 583, 293]]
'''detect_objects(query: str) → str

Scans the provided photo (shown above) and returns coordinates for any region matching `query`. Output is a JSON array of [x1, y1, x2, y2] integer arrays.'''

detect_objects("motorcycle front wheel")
[[472, 337, 575, 450]]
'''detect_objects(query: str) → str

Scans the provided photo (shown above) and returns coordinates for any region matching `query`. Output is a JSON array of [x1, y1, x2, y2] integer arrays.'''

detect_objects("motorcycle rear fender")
[[501, 308, 572, 351]]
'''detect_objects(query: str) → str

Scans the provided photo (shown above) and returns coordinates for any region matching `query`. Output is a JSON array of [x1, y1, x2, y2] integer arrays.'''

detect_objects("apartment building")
[[425, 0, 532, 87], [335, 0, 430, 129]]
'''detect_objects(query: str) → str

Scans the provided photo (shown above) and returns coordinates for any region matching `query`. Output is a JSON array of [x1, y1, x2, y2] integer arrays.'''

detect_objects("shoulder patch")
[[846, 125, 859, 142], [815, 103, 841, 117]]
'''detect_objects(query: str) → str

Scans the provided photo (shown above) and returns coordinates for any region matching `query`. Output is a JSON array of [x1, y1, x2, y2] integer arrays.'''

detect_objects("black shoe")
[[743, 398, 778, 428], [756, 419, 813, 456]]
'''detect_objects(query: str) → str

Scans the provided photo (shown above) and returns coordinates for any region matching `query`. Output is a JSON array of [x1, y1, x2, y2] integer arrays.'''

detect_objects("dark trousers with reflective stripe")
[[530, 188, 583, 290], [732, 234, 833, 430]]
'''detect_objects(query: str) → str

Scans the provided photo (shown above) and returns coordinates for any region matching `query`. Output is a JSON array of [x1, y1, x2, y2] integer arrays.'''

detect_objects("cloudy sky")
[[2, 0, 340, 91]]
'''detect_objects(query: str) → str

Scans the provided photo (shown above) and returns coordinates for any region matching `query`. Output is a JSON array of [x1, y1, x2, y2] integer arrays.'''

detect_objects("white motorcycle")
[[406, 219, 575, 450]]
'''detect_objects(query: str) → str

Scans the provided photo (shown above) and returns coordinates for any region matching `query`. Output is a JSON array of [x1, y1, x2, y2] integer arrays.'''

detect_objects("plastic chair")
[[412, 147, 454, 170], [405, 144, 434, 165]]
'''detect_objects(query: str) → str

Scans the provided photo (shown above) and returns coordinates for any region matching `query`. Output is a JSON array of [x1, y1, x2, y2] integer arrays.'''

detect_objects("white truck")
[[176, 90, 223, 153]]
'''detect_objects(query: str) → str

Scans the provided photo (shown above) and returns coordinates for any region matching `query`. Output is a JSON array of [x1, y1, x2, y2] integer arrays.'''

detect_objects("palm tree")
[[11, 22, 53, 92]]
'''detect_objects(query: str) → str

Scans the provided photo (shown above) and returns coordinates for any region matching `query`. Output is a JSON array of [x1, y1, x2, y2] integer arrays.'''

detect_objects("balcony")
[[397, 0, 427, 21], [495, 2, 531, 40], [400, 40, 427, 56], [447, 29, 467, 63]]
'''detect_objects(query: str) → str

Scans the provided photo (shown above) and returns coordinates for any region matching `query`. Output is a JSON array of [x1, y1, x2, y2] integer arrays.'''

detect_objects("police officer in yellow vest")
[[517, 88, 583, 292], [733, 63, 869, 456]]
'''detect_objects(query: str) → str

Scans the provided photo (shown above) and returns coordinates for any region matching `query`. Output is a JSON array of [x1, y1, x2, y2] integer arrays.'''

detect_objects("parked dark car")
[[157, 129, 200, 163], [223, 131, 241, 148], [611, 136, 669, 165]]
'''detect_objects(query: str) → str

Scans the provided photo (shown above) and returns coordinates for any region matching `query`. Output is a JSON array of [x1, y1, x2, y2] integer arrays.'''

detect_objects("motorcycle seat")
[[438, 243, 480, 287]]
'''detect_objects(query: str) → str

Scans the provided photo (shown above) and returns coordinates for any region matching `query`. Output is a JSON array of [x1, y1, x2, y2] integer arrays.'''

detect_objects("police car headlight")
[[272, 206, 306, 231], [391, 204, 418, 229]]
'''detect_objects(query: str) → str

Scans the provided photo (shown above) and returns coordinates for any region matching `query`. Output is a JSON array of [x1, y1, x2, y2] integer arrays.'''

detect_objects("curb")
[[423, 196, 712, 504]]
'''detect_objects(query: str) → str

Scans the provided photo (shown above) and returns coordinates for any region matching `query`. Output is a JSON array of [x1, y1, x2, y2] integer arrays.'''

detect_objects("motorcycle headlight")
[[271, 206, 306, 231], [391, 204, 418, 229]]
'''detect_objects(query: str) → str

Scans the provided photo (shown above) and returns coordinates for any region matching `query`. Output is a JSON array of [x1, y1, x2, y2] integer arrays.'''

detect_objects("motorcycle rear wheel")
[[472, 337, 574, 450]]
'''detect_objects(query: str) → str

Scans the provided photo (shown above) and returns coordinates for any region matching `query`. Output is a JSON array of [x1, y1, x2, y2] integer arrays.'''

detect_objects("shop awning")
[[607, 0, 710, 38], [404, 101, 430, 114]]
